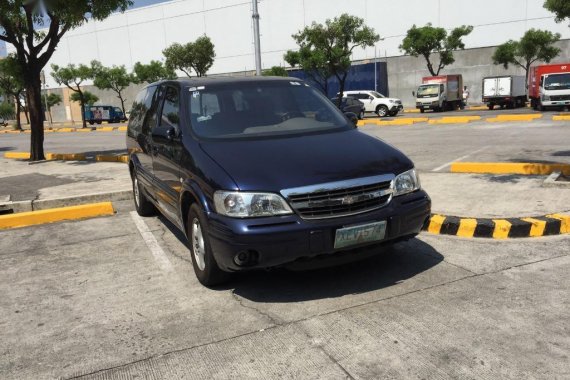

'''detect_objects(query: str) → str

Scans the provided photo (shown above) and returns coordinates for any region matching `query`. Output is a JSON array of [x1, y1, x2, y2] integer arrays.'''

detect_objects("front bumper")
[[207, 190, 431, 271], [542, 100, 570, 107]]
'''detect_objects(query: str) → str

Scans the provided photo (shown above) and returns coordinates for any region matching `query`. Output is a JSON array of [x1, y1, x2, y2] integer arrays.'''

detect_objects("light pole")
[[40, 71, 52, 129], [251, 0, 262, 75], [374, 38, 385, 93]]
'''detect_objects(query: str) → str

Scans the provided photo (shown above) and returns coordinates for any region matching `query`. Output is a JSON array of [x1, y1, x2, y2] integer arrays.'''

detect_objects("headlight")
[[393, 169, 421, 196], [389, 99, 395, 103], [542, 95, 550, 101], [214, 191, 293, 218]]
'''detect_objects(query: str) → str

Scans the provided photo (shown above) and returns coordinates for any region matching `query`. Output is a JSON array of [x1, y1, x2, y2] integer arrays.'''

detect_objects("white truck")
[[415, 75, 463, 113], [341, 90, 403, 117], [482, 75, 526, 110]]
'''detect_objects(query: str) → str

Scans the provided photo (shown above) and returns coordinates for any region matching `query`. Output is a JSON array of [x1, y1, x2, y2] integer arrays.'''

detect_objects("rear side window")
[[143, 86, 163, 134], [128, 86, 157, 135], [159, 86, 180, 128]]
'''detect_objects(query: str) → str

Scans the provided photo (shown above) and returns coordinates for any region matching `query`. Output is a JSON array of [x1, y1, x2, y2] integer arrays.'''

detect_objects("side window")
[[143, 86, 162, 134], [159, 86, 180, 128]]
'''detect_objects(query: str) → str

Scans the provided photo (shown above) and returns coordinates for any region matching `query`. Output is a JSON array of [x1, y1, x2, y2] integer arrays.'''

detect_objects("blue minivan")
[[84, 105, 127, 124], [127, 77, 431, 286]]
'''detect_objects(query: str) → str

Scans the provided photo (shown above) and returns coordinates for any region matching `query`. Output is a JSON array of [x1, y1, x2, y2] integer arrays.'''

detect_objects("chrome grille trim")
[[281, 174, 395, 220]]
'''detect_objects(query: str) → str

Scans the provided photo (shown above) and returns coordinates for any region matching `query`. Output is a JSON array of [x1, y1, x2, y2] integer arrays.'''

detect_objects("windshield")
[[544, 74, 570, 91], [188, 81, 350, 139], [417, 85, 440, 97], [370, 91, 386, 98]]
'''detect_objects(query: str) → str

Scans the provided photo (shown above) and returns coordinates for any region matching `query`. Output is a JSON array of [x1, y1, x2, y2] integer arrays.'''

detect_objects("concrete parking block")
[[56, 127, 76, 132], [96, 126, 115, 132], [553, 115, 570, 121], [95, 154, 129, 163], [0, 202, 115, 230]]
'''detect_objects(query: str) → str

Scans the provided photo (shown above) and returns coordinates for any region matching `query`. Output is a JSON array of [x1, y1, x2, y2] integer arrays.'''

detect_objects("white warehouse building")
[[7, 0, 570, 120]]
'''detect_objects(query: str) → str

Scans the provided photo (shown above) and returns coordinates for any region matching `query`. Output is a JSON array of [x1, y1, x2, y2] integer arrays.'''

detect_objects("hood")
[[199, 129, 413, 192]]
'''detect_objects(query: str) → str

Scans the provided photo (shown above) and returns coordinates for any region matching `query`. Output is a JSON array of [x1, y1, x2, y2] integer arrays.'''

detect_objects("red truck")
[[415, 75, 464, 112], [528, 63, 570, 111]]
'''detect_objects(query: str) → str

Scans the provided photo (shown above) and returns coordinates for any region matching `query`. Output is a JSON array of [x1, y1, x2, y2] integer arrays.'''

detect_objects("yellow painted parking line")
[[456, 218, 478, 238], [450, 162, 570, 176], [492, 219, 511, 239], [4, 152, 30, 159], [546, 214, 570, 234], [0, 202, 115, 230], [427, 214, 446, 234], [521, 217, 547, 237]]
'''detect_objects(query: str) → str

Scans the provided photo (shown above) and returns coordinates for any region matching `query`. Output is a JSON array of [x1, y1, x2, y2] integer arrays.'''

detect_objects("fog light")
[[233, 250, 259, 267]]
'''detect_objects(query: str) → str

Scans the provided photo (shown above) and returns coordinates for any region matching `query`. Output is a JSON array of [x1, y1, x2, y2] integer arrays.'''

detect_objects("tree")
[[262, 66, 289, 77], [91, 61, 133, 114], [41, 93, 62, 124], [544, 0, 570, 24], [288, 14, 379, 106], [492, 29, 561, 86], [284, 49, 332, 94], [0, 0, 132, 160], [0, 102, 15, 121], [400, 23, 473, 76], [51, 63, 93, 129], [0, 56, 25, 129], [163, 36, 215, 78], [70, 91, 98, 105], [133, 60, 176, 84]]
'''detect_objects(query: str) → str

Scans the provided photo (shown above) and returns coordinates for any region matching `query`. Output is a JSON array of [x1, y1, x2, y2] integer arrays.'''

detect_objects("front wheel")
[[376, 105, 389, 117], [187, 204, 230, 287], [419, 108, 425, 113], [132, 171, 156, 216]]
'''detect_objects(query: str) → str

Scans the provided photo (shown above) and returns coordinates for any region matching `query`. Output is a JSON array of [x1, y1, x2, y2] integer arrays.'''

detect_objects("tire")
[[389, 110, 399, 117], [89, 121, 94, 125], [419, 108, 425, 113], [488, 104, 494, 110], [187, 204, 230, 287], [132, 171, 157, 217], [358, 110, 364, 120], [376, 105, 389, 117]]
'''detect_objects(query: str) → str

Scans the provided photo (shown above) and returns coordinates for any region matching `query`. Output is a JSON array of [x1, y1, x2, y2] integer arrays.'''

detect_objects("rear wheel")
[[132, 171, 156, 216], [187, 204, 230, 287], [376, 105, 389, 117]]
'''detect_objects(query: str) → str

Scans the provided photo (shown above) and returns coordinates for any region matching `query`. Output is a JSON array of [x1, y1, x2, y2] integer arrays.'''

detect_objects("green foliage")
[[286, 14, 379, 99], [41, 93, 62, 109], [544, 0, 570, 24], [0, 55, 24, 98], [262, 66, 289, 77], [51, 63, 93, 90], [133, 60, 177, 83], [492, 29, 561, 72], [91, 60, 133, 113], [70, 91, 98, 106], [400, 23, 473, 76], [0, 102, 15, 120], [163, 36, 215, 78]]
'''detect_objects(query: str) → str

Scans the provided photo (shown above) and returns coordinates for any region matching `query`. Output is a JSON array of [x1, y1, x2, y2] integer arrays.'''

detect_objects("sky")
[[0, 0, 171, 57]]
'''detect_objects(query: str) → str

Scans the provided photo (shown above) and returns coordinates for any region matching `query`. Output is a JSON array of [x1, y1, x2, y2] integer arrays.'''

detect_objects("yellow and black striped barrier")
[[424, 213, 570, 239]]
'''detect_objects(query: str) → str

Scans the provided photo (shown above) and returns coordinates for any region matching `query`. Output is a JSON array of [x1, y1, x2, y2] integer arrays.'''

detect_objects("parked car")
[[84, 105, 127, 124], [330, 96, 365, 119], [340, 90, 403, 117], [127, 77, 431, 286], [415, 75, 463, 112]]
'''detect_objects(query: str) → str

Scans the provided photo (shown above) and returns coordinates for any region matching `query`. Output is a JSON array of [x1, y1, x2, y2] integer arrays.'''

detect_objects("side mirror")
[[368, 96, 374, 100], [344, 112, 358, 126], [152, 125, 177, 143], [412, 91, 416, 97]]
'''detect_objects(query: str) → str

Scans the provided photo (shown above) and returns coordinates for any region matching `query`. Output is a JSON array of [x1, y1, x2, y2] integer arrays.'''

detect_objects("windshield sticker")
[[197, 86, 205, 90], [290, 81, 301, 86], [189, 87, 197, 91], [192, 91, 200, 98]]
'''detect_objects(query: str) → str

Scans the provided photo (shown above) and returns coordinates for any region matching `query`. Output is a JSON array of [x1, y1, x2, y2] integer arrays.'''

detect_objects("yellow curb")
[[96, 126, 115, 132], [496, 114, 542, 120], [429, 116, 481, 124], [118, 126, 128, 132], [456, 218, 478, 238], [521, 217, 547, 237], [45, 153, 87, 161], [77, 128, 93, 133], [547, 214, 570, 234], [95, 154, 129, 163], [6, 130, 22, 134], [450, 162, 570, 176], [492, 219, 512, 239], [468, 106, 488, 110], [56, 128, 76, 132], [427, 214, 446, 234], [403, 109, 420, 113], [553, 115, 570, 121], [0, 202, 115, 230], [4, 152, 30, 159]]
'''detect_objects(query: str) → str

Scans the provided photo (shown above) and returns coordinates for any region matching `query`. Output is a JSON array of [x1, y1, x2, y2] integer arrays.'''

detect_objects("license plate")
[[334, 221, 386, 249]]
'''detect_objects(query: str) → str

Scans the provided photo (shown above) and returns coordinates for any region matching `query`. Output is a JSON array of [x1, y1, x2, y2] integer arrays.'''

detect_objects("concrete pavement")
[[0, 201, 568, 379]]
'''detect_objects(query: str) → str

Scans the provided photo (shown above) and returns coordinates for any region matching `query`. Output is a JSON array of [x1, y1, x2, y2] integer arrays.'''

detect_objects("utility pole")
[[251, 0, 262, 75], [40, 70, 52, 129]]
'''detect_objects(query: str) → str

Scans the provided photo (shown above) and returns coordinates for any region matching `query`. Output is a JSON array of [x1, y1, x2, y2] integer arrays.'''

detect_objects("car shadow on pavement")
[[0, 146, 15, 152], [230, 238, 443, 303]]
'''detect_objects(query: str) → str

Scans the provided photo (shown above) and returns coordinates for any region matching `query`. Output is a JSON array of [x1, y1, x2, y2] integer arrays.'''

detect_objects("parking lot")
[[1, 108, 569, 379]]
